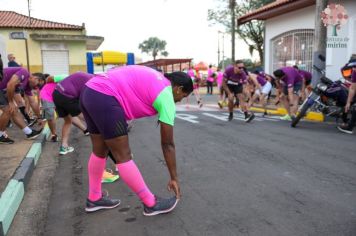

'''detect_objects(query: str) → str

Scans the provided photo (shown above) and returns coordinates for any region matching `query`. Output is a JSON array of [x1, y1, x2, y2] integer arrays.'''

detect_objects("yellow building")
[[0, 11, 103, 74]]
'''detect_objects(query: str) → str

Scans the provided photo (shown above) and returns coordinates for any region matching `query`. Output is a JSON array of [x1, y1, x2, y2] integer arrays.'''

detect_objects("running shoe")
[[228, 113, 233, 121], [85, 195, 121, 212], [102, 169, 120, 183], [0, 135, 15, 144], [337, 125, 353, 134], [280, 114, 292, 121], [26, 129, 43, 140], [27, 118, 37, 127], [50, 134, 58, 142], [59, 146, 75, 155], [143, 196, 179, 216], [83, 129, 90, 136], [245, 113, 255, 123], [197, 100, 203, 108], [262, 111, 268, 117]]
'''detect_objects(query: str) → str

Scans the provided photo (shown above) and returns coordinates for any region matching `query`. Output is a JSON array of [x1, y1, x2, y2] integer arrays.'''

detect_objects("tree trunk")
[[230, 0, 236, 62], [312, 0, 328, 86], [257, 46, 264, 67]]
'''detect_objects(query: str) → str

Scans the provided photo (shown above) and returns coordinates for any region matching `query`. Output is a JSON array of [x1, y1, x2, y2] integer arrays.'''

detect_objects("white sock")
[[0, 131, 4, 137], [23, 127, 32, 135]]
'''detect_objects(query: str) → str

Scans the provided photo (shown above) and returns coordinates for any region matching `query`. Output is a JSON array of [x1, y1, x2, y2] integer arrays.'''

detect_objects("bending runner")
[[222, 60, 255, 122], [273, 67, 303, 121], [338, 62, 356, 134], [38, 74, 59, 142], [0, 67, 43, 144], [80, 65, 193, 216], [53, 72, 92, 155], [248, 72, 273, 116], [294, 66, 312, 101]]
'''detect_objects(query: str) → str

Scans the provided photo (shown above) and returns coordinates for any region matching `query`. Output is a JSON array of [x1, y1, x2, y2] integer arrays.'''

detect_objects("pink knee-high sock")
[[88, 153, 106, 201], [116, 160, 156, 207]]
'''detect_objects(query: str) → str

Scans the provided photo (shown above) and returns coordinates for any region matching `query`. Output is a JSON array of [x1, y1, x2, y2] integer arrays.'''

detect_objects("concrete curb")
[[0, 127, 50, 236]]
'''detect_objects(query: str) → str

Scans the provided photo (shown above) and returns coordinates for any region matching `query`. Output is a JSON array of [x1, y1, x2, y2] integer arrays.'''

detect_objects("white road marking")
[[202, 112, 229, 121], [176, 113, 200, 124]]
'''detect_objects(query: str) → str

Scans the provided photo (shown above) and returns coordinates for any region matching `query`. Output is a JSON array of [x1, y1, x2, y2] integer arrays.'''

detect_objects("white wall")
[[326, 0, 356, 80], [0, 34, 8, 67], [264, 0, 356, 81], [265, 5, 315, 74]]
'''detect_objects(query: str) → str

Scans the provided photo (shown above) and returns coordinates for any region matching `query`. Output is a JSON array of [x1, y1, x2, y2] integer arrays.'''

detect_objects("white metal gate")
[[271, 29, 314, 72]]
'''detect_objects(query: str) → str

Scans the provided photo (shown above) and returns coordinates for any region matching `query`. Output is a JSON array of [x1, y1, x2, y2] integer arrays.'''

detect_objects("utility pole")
[[218, 31, 220, 68], [312, 0, 328, 86], [229, 0, 236, 62], [25, 0, 31, 72]]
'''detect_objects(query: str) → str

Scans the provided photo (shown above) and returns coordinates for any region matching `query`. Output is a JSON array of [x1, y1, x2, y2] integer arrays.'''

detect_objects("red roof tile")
[[0, 11, 84, 30], [238, 0, 315, 24]]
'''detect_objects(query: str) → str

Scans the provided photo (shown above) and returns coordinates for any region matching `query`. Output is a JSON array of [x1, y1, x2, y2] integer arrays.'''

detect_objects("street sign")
[[9, 32, 26, 40]]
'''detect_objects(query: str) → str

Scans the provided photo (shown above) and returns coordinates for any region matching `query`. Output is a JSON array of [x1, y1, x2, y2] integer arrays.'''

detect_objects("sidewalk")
[[0, 118, 50, 236], [0, 126, 35, 194]]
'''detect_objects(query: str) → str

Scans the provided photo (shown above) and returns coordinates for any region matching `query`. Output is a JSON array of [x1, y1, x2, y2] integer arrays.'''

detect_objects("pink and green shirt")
[[86, 65, 176, 126]]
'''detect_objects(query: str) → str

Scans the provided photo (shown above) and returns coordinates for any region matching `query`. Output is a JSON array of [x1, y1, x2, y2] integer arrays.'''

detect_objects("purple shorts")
[[80, 86, 128, 139]]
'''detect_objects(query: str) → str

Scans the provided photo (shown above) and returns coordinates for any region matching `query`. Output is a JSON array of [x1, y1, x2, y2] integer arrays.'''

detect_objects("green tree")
[[208, 0, 274, 65], [138, 37, 169, 60]]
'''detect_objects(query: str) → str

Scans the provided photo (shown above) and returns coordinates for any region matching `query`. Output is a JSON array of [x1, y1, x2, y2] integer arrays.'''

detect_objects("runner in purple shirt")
[[222, 60, 255, 122], [273, 66, 303, 121], [0, 67, 43, 144], [248, 72, 273, 116], [294, 66, 313, 101], [53, 72, 94, 155], [338, 63, 356, 134]]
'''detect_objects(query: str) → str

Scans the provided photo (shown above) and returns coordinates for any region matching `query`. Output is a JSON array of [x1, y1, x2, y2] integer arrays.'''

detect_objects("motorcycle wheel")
[[291, 101, 312, 128]]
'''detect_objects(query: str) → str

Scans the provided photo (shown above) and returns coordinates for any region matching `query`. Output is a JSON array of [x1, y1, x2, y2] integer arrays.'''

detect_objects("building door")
[[42, 50, 69, 75]]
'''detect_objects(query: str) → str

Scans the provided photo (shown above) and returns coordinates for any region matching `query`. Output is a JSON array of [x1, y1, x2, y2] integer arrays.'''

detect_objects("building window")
[[271, 29, 314, 72]]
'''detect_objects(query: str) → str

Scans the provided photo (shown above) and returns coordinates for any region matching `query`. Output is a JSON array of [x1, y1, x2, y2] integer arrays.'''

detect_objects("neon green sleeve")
[[153, 86, 176, 126], [54, 74, 68, 83]]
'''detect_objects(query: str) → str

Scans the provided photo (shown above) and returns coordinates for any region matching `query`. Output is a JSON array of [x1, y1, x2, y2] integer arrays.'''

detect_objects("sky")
[[1, 0, 255, 65]]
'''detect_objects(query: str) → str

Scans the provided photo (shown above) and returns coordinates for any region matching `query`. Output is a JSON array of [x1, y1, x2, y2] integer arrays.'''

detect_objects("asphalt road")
[[8, 107, 356, 236]]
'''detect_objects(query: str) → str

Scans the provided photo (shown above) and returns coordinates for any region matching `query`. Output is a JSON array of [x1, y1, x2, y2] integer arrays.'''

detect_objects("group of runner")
[[0, 61, 194, 216], [1, 57, 355, 218], [186, 60, 312, 124]]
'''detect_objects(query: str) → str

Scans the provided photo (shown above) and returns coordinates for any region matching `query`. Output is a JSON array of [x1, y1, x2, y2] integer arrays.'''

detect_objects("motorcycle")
[[291, 60, 349, 128]]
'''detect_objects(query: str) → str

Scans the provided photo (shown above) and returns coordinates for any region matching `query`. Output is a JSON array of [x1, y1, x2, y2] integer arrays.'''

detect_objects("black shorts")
[[227, 84, 243, 96], [80, 87, 128, 139], [53, 90, 81, 118], [0, 91, 8, 106], [305, 79, 312, 86]]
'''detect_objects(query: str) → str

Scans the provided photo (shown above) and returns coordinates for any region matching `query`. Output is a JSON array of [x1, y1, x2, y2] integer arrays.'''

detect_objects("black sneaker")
[[27, 118, 37, 127], [50, 134, 58, 142], [263, 111, 268, 117], [337, 125, 353, 134], [85, 196, 121, 212], [26, 129, 43, 140], [83, 129, 90, 136], [0, 135, 15, 144], [228, 113, 233, 121], [143, 196, 179, 216], [245, 113, 255, 123]]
